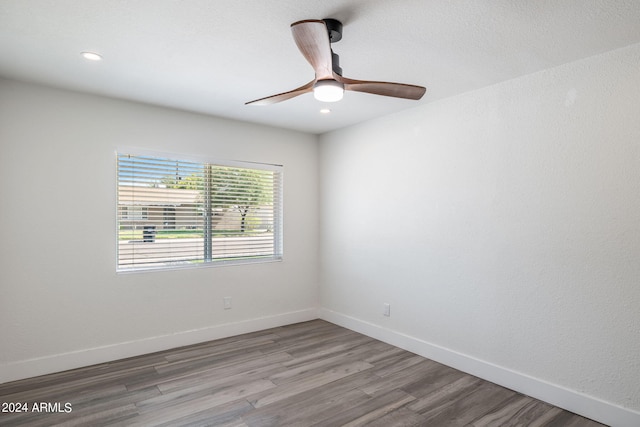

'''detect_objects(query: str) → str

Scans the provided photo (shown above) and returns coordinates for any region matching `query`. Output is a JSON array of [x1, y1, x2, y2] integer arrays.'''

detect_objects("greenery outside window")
[[117, 152, 283, 272]]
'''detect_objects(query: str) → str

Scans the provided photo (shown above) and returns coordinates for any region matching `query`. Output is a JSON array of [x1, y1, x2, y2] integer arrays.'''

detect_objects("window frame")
[[116, 149, 283, 273]]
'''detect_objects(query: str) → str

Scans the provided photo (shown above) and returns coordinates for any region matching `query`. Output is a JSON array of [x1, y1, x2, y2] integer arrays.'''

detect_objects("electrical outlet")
[[223, 296, 232, 310], [383, 303, 390, 317]]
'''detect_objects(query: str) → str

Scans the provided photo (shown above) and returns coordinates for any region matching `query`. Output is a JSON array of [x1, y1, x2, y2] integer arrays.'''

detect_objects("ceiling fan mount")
[[246, 18, 426, 106]]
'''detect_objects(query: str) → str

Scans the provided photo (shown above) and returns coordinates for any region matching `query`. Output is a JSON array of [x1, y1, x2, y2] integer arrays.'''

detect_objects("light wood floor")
[[0, 320, 606, 426]]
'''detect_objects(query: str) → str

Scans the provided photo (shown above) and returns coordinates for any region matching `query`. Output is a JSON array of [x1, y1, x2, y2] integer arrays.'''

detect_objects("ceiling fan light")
[[313, 80, 344, 102]]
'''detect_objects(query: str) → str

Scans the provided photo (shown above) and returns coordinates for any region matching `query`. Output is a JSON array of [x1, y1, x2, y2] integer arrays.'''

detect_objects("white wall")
[[0, 79, 319, 382], [319, 43, 640, 425]]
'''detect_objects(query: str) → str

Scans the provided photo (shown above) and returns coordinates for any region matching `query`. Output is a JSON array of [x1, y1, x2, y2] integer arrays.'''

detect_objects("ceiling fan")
[[246, 19, 426, 105]]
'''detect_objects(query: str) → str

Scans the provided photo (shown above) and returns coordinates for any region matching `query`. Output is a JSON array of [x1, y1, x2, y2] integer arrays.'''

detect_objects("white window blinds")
[[117, 153, 283, 271]]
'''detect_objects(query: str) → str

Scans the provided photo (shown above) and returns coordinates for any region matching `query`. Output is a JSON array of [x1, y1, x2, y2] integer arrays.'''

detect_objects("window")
[[117, 152, 283, 272], [121, 206, 148, 221]]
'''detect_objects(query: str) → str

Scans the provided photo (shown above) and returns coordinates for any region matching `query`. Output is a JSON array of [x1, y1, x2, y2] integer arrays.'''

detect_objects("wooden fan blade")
[[335, 74, 426, 100], [291, 20, 333, 80], [245, 80, 315, 106]]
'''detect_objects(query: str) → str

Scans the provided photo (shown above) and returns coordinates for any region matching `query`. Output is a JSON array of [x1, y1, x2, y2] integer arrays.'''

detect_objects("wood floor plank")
[[544, 409, 609, 427], [154, 355, 289, 394], [270, 340, 387, 385], [363, 345, 407, 364], [400, 362, 469, 399], [470, 394, 552, 427], [419, 380, 517, 426], [59, 386, 160, 420], [363, 406, 428, 427], [146, 397, 253, 427], [407, 375, 484, 413], [241, 370, 381, 427], [371, 353, 429, 378], [244, 388, 371, 427], [163, 334, 279, 363], [155, 347, 273, 376], [259, 329, 368, 361], [133, 380, 276, 426], [280, 336, 383, 370], [249, 360, 374, 409], [359, 359, 441, 396], [1, 366, 158, 403], [526, 406, 567, 427], [0, 319, 607, 427], [309, 388, 416, 427], [53, 404, 139, 427], [135, 364, 284, 413]]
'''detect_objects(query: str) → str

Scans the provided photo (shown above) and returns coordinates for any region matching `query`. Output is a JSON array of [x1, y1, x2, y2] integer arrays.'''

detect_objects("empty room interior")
[[1, 1, 639, 426]]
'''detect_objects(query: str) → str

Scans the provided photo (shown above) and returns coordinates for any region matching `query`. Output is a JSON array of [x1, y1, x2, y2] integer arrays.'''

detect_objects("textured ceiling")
[[1, 0, 640, 134]]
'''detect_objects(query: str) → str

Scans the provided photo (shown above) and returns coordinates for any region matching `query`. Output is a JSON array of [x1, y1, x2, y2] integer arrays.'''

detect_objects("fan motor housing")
[[323, 19, 343, 75], [323, 18, 343, 43]]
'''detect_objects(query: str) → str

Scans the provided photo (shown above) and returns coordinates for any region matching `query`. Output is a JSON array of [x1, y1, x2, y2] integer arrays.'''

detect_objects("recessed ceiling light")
[[81, 51, 102, 61], [320, 108, 331, 114]]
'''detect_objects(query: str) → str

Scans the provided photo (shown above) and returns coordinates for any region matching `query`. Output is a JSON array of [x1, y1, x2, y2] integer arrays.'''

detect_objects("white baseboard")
[[0, 308, 318, 385], [319, 308, 640, 427]]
